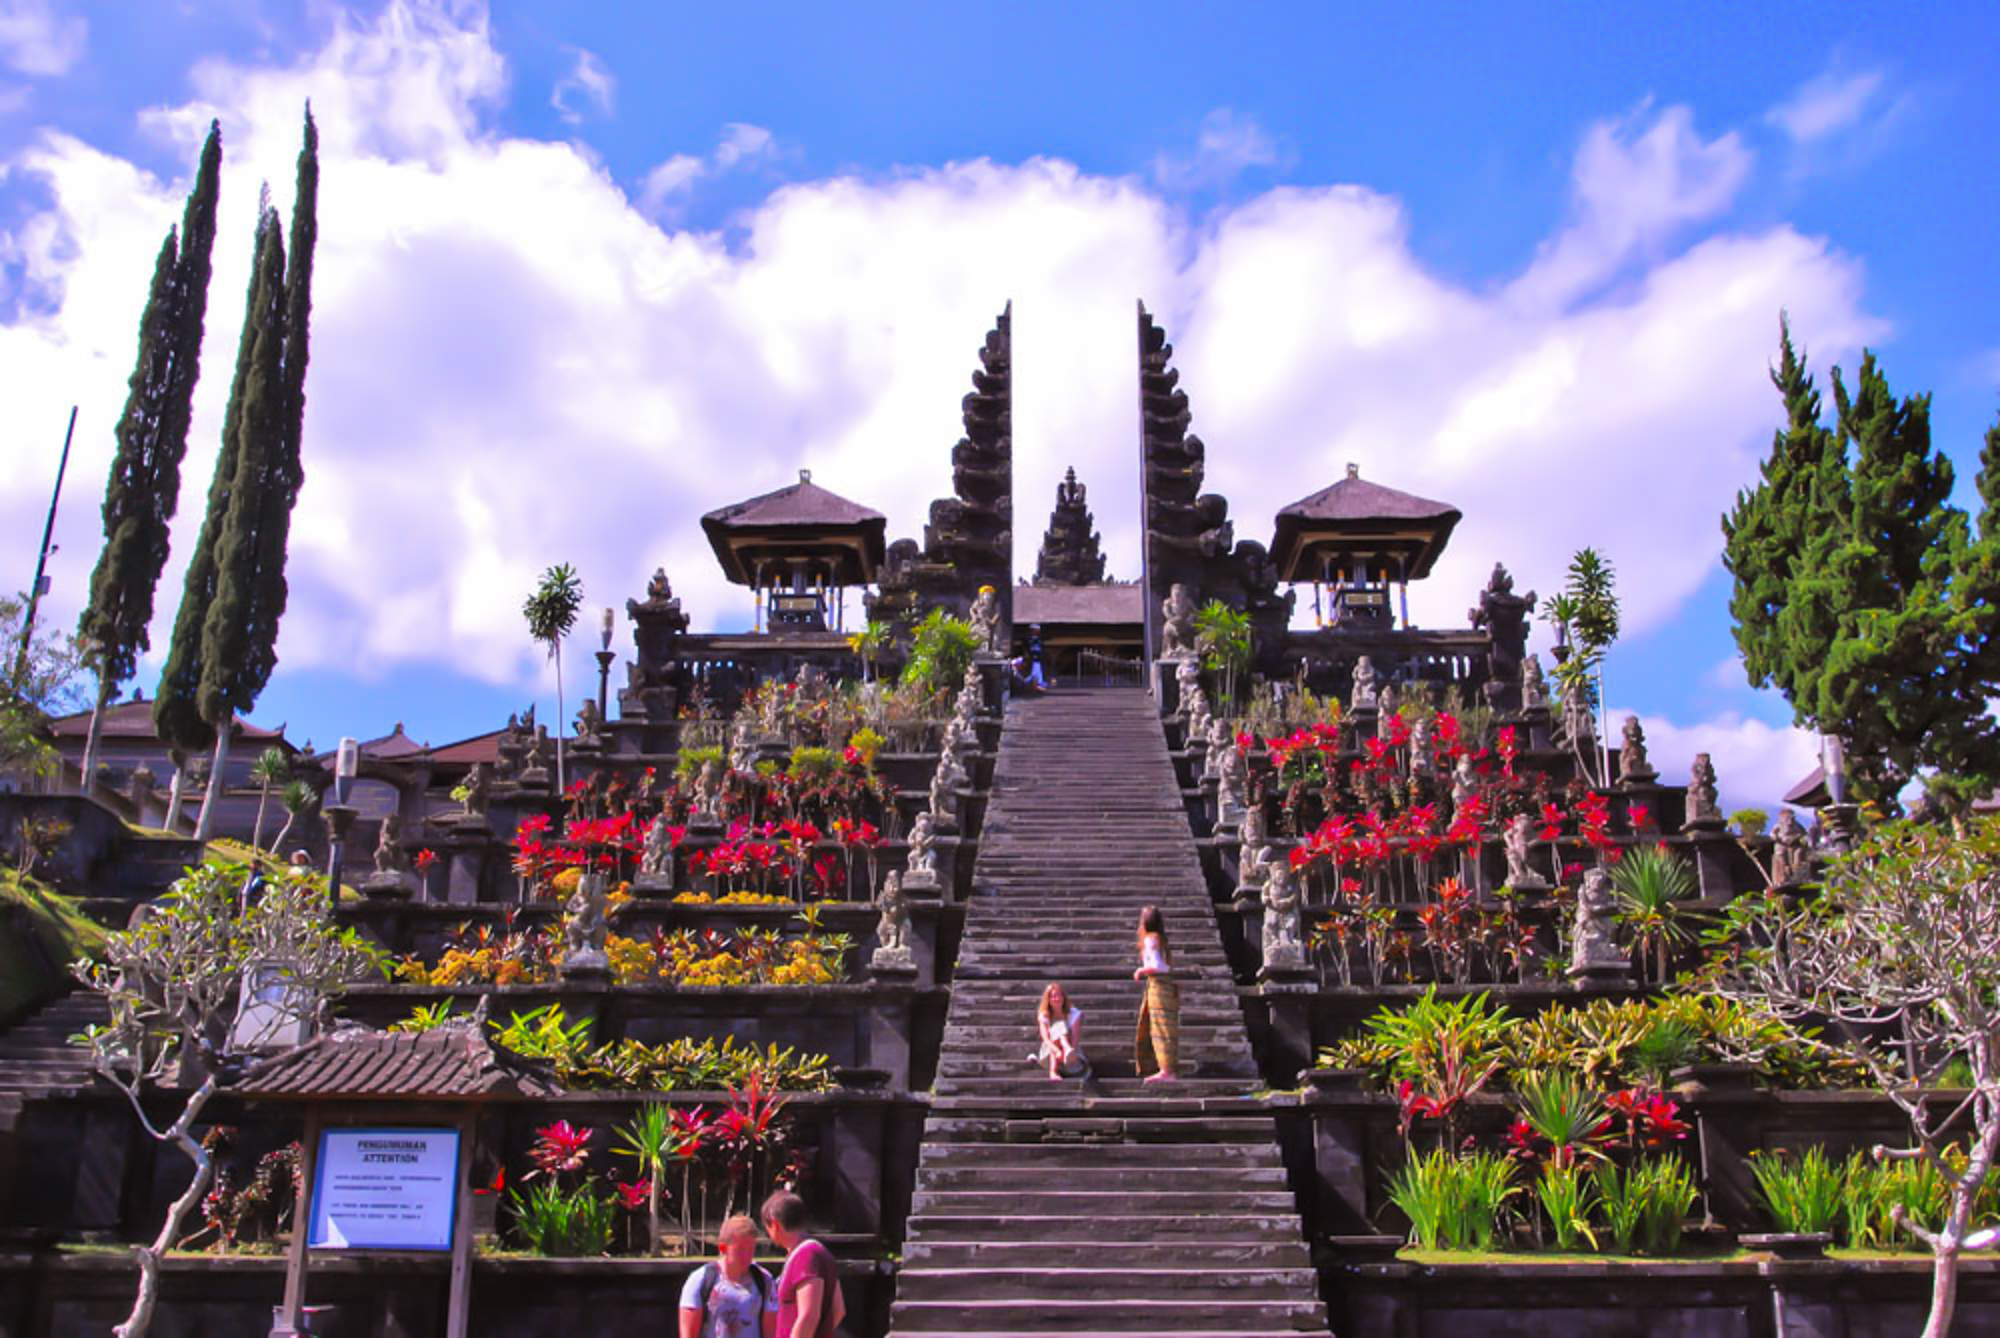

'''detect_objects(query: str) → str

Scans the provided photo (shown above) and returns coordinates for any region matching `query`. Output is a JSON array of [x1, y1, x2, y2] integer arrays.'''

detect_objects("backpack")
[[695, 1261, 772, 1320]]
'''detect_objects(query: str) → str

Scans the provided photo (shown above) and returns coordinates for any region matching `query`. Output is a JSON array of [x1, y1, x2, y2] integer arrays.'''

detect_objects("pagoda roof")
[[1014, 582, 1144, 627], [46, 699, 288, 745], [238, 1018, 559, 1103], [701, 470, 888, 587], [1271, 464, 1463, 583]]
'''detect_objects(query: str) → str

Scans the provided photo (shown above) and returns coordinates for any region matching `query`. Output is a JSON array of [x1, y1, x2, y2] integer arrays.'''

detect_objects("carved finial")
[[1346, 462, 1359, 479], [798, 468, 812, 484]]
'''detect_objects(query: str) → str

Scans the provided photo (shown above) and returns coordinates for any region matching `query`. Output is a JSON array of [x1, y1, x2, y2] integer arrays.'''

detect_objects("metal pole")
[[14, 406, 77, 687]]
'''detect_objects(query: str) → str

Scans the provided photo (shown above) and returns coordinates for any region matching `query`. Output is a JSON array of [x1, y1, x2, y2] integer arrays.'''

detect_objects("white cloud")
[[549, 45, 615, 124], [1152, 108, 1284, 191], [0, 0, 83, 77], [639, 121, 779, 214], [1611, 707, 1820, 817], [1768, 68, 1883, 143], [0, 0, 1885, 732]]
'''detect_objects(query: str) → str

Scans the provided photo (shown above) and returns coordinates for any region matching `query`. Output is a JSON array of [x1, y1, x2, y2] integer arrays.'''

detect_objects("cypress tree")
[[186, 109, 317, 840], [76, 122, 221, 789]]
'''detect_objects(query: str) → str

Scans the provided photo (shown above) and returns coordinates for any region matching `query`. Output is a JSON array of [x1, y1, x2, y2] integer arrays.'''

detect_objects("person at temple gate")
[[761, 1190, 844, 1338], [1133, 905, 1180, 1083]]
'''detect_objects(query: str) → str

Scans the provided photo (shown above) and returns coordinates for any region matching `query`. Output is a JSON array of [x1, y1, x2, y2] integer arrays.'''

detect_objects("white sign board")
[[307, 1127, 460, 1251]]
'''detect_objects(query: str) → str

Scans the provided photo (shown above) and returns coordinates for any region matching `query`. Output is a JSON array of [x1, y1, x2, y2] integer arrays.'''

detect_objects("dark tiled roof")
[[426, 729, 504, 765], [47, 700, 286, 742], [702, 475, 885, 529], [1276, 467, 1460, 525], [238, 1021, 559, 1102], [1014, 582, 1145, 626]]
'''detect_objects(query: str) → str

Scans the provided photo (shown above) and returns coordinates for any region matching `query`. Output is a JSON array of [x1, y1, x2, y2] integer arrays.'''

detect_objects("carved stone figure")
[[561, 873, 611, 978], [523, 727, 553, 785], [1261, 861, 1306, 974], [1451, 754, 1479, 815], [373, 813, 409, 875], [1559, 670, 1594, 746], [1504, 812, 1549, 890], [928, 753, 962, 829], [1236, 802, 1276, 897], [1521, 655, 1548, 710], [1569, 868, 1625, 979], [1186, 688, 1212, 755], [574, 697, 603, 747], [639, 815, 674, 879], [1203, 714, 1231, 782], [1618, 716, 1657, 785], [1770, 807, 1811, 887], [1685, 753, 1723, 830], [1160, 583, 1199, 661], [970, 585, 1003, 657], [496, 710, 529, 781], [870, 870, 914, 971], [1376, 684, 1399, 741], [459, 763, 491, 819], [903, 812, 941, 891], [691, 756, 724, 827], [729, 719, 757, 774], [1409, 714, 1434, 775], [1214, 723, 1249, 829], [1350, 655, 1379, 709]]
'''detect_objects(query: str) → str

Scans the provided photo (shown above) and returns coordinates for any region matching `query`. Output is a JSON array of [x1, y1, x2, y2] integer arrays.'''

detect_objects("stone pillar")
[[828, 1095, 887, 1236], [863, 986, 913, 1090], [1255, 979, 1316, 1088]]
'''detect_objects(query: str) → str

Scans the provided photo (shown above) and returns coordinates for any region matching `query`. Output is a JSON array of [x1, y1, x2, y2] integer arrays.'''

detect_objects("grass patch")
[[0, 868, 109, 1023], [1398, 1247, 1752, 1266]]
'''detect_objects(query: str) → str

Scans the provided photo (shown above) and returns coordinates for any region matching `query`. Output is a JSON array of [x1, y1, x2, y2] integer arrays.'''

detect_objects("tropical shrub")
[[1387, 1148, 1517, 1251]]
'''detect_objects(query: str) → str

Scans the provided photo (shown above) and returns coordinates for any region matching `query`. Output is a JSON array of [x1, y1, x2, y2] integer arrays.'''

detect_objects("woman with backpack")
[[678, 1214, 777, 1338], [1133, 905, 1179, 1083]]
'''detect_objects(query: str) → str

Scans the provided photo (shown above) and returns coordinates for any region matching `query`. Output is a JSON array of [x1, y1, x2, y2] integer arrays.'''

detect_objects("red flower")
[[412, 848, 438, 873], [527, 1121, 593, 1179]]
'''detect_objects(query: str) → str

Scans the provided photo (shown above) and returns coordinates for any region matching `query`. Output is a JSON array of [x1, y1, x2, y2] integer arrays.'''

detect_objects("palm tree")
[[523, 563, 584, 793], [1609, 845, 1699, 983], [248, 747, 290, 851], [845, 619, 892, 683], [1194, 600, 1253, 707], [271, 778, 317, 857]]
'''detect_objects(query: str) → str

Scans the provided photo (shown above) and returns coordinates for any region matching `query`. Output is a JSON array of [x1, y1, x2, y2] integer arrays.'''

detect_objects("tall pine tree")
[[157, 108, 317, 838], [76, 121, 221, 790], [1723, 324, 2000, 816]]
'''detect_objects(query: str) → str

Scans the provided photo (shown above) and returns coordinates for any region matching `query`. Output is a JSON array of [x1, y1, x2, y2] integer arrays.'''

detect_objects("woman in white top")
[[1034, 982, 1085, 1080], [1133, 905, 1180, 1083]]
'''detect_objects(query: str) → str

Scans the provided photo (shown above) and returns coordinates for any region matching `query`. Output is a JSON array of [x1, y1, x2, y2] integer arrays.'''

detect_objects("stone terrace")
[[891, 685, 1326, 1335]]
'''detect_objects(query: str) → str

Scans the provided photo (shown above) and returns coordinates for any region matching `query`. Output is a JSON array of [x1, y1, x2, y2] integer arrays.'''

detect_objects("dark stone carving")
[[621, 568, 691, 721], [871, 306, 1013, 634], [1035, 467, 1107, 585], [1136, 303, 1293, 666], [1471, 563, 1535, 709]]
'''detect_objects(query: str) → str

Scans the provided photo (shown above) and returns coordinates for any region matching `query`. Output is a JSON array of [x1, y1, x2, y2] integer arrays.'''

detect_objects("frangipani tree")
[[72, 859, 385, 1337], [1708, 818, 2000, 1338]]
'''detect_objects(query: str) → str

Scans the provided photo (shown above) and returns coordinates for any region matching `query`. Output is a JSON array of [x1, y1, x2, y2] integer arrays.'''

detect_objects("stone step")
[[911, 1162, 1289, 1192], [888, 1296, 1327, 1332], [905, 1213, 1298, 1244], [902, 1239, 1311, 1269], [917, 1141, 1282, 1168], [928, 1094, 1281, 1116], [894, 1266, 1320, 1302], [920, 1115, 1281, 1143], [932, 1077, 1260, 1099], [909, 1187, 1298, 1217]]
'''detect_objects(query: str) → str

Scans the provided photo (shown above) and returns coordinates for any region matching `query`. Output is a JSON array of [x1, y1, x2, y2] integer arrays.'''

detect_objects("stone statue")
[[459, 763, 491, 819], [729, 718, 757, 774], [574, 697, 603, 747], [373, 813, 409, 875], [1261, 860, 1306, 973], [904, 811, 941, 891], [1350, 655, 1379, 709], [1186, 688, 1212, 754], [870, 870, 914, 971], [928, 754, 961, 829], [523, 727, 553, 784], [1214, 723, 1249, 829], [1504, 812, 1548, 890], [646, 567, 673, 603], [1376, 684, 1399, 741], [639, 815, 674, 879], [561, 873, 611, 978], [1558, 669, 1594, 746], [691, 756, 724, 826], [1685, 753, 1723, 829], [496, 710, 529, 782], [758, 684, 784, 739], [1160, 583, 1199, 662], [1203, 714, 1231, 781], [1409, 714, 1434, 775], [1521, 655, 1548, 710], [1175, 658, 1202, 717], [970, 585, 1003, 657], [1770, 807, 1810, 887], [1236, 802, 1276, 896], [1569, 868, 1625, 979], [1618, 716, 1657, 785], [1451, 754, 1479, 816]]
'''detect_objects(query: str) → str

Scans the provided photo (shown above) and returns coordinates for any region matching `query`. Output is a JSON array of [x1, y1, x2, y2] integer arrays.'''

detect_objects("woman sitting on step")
[[1133, 906, 1180, 1083], [1032, 982, 1088, 1080]]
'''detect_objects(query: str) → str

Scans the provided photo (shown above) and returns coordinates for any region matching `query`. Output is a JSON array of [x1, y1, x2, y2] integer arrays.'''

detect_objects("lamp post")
[[323, 738, 360, 899], [1820, 733, 1858, 852], [595, 606, 615, 720]]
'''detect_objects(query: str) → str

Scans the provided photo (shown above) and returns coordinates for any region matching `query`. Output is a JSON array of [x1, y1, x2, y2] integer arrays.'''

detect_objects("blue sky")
[[0, 0, 1994, 805]]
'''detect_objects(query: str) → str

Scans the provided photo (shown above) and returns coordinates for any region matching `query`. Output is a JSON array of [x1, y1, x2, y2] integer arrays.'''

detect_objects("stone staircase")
[[891, 685, 1327, 1335]]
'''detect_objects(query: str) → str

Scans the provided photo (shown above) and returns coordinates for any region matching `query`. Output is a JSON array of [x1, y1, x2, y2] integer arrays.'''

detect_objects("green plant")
[[493, 1004, 595, 1063], [1609, 845, 1700, 983], [389, 1000, 457, 1034], [271, 779, 317, 856], [1592, 1162, 1647, 1253], [787, 746, 837, 781], [1386, 1148, 1517, 1251], [899, 609, 981, 694], [845, 620, 892, 683], [1729, 807, 1769, 838], [1632, 1156, 1699, 1253], [1512, 1069, 1609, 1168], [507, 1178, 615, 1256], [1628, 1019, 1700, 1089], [248, 748, 290, 852], [1194, 600, 1252, 705], [676, 745, 724, 781], [1751, 1147, 1844, 1235], [1542, 548, 1620, 782], [1537, 1162, 1598, 1251], [523, 562, 584, 793], [612, 1105, 671, 1256], [1360, 987, 1513, 1143]]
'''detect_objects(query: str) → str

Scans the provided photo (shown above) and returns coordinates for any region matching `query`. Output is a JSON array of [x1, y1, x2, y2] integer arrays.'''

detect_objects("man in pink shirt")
[[760, 1190, 844, 1338]]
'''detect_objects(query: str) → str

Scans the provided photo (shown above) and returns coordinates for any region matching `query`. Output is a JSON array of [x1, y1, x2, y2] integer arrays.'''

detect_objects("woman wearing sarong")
[[1132, 905, 1179, 1083]]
